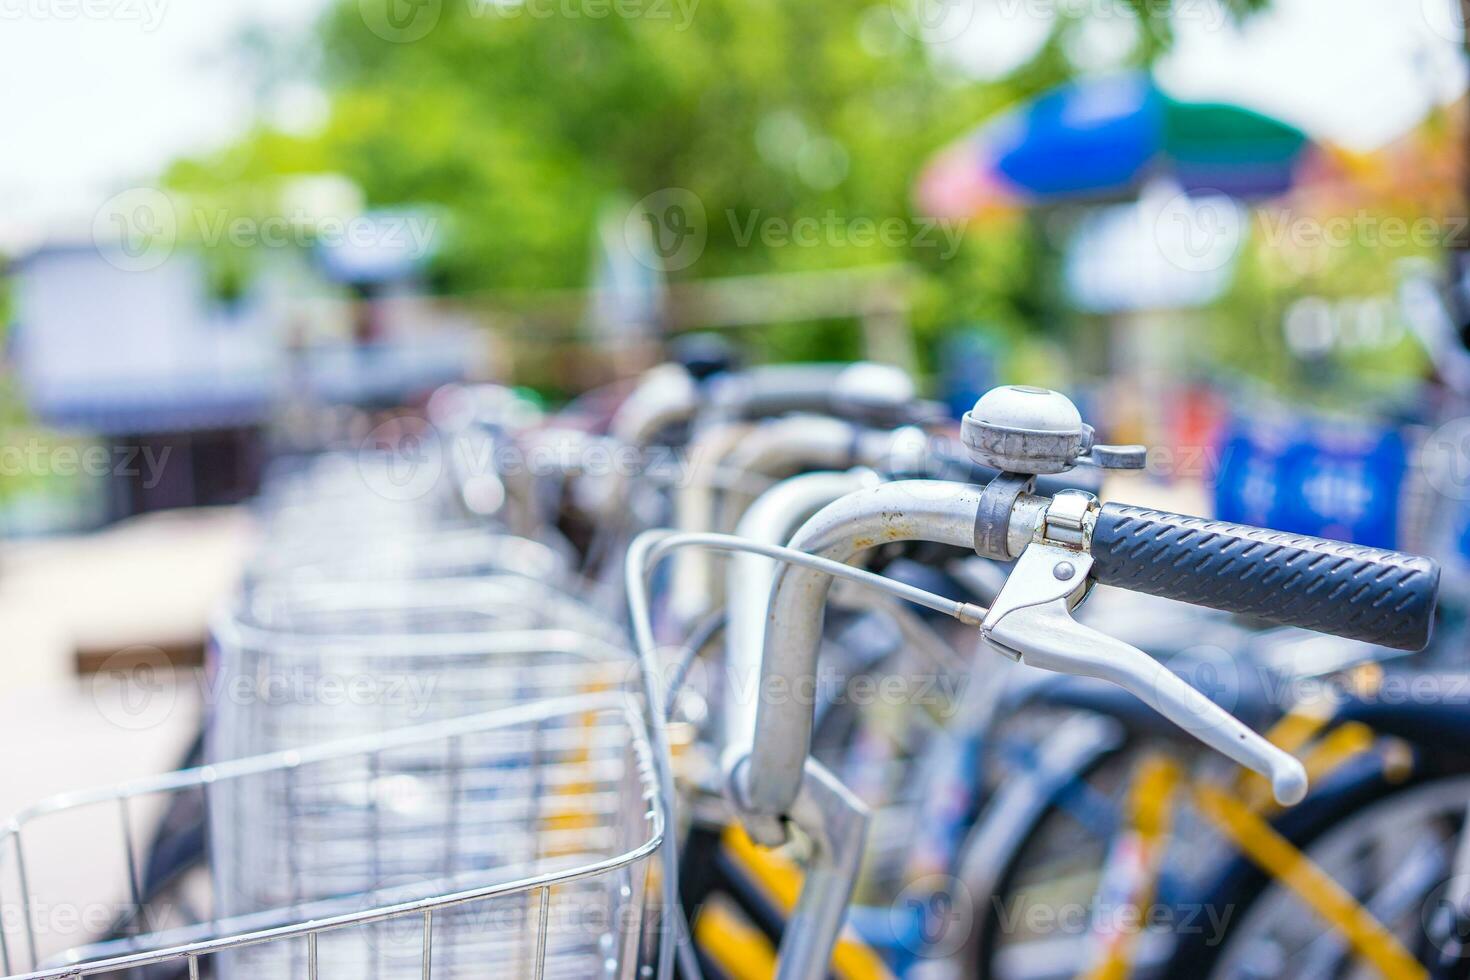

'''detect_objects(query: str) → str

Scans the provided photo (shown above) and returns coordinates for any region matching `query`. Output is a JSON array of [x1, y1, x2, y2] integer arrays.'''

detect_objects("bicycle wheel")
[[972, 734, 1141, 980], [1173, 772, 1470, 979]]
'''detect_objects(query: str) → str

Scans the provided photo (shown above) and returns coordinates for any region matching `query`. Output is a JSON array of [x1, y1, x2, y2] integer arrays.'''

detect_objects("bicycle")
[[959, 257, 1470, 980], [2, 381, 1441, 980], [623, 383, 1439, 978], [640, 379, 1434, 975]]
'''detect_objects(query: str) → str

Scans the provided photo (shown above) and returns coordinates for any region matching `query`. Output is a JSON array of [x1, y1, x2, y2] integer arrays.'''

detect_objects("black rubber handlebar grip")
[[1090, 503, 1440, 651]]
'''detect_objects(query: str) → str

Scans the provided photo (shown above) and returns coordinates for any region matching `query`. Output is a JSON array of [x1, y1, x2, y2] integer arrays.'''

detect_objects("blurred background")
[[3, 0, 1469, 526], [3, 0, 1470, 923]]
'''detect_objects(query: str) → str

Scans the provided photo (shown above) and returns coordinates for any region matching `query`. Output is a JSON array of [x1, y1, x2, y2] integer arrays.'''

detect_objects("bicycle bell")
[[961, 385, 1146, 476]]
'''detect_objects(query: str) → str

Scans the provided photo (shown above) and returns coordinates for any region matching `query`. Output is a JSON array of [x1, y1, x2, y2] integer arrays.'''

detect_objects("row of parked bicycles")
[[1, 331, 1468, 978]]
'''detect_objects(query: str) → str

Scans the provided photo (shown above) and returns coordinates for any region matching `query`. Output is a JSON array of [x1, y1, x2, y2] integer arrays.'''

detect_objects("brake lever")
[[982, 539, 1308, 806]]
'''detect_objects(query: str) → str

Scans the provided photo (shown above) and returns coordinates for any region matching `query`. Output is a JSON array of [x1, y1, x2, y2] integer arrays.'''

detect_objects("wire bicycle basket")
[[0, 695, 663, 980], [243, 528, 577, 593]]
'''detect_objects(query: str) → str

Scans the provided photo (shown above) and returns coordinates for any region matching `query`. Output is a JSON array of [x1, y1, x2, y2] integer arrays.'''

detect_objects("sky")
[[0, 0, 1465, 254], [1157, 0, 1466, 148], [942, 0, 1466, 148], [0, 0, 332, 252]]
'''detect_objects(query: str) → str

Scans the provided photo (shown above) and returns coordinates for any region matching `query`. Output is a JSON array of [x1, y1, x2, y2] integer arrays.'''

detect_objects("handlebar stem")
[[743, 480, 1006, 822], [726, 469, 878, 750], [608, 363, 700, 447], [715, 420, 928, 534]]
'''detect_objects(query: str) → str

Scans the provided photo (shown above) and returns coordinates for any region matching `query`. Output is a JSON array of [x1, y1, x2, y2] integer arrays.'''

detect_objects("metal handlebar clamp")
[[964, 388, 1308, 805]]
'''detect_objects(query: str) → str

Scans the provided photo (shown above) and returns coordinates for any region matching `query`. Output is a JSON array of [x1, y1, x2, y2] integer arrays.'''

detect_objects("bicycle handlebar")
[[1090, 503, 1440, 652], [706, 362, 936, 425], [737, 480, 1442, 826], [687, 380, 1446, 980]]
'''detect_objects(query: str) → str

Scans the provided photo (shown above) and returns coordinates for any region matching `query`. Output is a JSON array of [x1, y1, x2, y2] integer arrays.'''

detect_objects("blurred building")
[[7, 221, 480, 525]]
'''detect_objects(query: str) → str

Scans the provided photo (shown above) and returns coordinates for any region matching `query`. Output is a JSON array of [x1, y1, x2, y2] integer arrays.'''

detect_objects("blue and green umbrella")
[[917, 72, 1319, 218]]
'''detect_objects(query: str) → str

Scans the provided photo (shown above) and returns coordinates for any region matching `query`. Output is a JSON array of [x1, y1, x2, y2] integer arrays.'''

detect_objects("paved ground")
[[0, 507, 253, 965]]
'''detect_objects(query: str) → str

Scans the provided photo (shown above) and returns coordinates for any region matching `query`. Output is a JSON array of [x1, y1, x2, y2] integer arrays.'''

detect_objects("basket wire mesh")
[[0, 696, 662, 980], [0, 435, 678, 979]]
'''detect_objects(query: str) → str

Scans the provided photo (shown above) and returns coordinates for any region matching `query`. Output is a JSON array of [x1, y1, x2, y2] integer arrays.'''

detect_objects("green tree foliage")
[[167, 0, 1283, 365], [166, 3, 1094, 340]]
